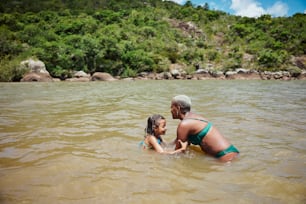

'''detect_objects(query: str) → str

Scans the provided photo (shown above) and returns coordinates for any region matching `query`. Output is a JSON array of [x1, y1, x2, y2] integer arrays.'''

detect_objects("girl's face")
[[154, 119, 167, 135]]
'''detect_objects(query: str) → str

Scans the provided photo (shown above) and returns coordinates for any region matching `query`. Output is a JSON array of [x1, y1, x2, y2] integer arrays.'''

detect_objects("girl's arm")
[[149, 136, 187, 154], [148, 136, 164, 153]]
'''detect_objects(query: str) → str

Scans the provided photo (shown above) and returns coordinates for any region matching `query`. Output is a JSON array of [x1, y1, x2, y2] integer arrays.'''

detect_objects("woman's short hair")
[[172, 95, 191, 113]]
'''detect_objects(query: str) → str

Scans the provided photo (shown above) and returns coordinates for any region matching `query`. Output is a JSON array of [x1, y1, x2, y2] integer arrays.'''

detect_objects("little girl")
[[140, 114, 187, 154]]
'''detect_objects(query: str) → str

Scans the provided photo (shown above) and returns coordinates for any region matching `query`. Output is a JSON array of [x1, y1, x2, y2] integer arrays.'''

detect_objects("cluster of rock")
[[137, 68, 306, 80], [19, 59, 117, 82], [20, 59, 306, 82]]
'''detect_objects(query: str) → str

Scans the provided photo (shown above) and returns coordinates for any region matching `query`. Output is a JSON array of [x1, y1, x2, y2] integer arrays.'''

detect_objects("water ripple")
[[0, 81, 305, 203]]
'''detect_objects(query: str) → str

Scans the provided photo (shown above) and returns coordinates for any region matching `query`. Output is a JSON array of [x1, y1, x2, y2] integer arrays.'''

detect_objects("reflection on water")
[[0, 80, 306, 203]]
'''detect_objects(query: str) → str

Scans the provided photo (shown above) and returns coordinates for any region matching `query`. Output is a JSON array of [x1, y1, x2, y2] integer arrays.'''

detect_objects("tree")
[[203, 3, 209, 10], [184, 1, 193, 7], [0, 0, 305, 81], [122, 49, 154, 72], [257, 49, 288, 69]]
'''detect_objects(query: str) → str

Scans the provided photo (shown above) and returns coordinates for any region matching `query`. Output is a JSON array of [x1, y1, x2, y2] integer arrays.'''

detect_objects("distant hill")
[[0, 0, 305, 81]]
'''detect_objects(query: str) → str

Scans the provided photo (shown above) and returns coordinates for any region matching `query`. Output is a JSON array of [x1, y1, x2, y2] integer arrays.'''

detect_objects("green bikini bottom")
[[215, 144, 239, 158]]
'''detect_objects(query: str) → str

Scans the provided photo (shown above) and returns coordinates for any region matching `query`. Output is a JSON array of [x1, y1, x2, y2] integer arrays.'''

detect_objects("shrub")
[[0, 57, 27, 82], [121, 66, 137, 78]]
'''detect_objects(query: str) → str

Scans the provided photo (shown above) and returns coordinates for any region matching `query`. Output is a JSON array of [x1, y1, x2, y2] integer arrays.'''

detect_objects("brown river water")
[[0, 80, 305, 204]]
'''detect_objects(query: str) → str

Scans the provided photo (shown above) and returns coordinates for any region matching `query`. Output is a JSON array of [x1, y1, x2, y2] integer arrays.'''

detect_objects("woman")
[[171, 95, 239, 162]]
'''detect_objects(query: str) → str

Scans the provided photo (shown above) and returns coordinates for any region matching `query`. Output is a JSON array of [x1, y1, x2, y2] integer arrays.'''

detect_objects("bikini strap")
[[184, 118, 210, 123]]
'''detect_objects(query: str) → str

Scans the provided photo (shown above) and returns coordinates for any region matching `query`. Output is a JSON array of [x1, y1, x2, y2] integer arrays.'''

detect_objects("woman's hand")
[[178, 139, 188, 150]]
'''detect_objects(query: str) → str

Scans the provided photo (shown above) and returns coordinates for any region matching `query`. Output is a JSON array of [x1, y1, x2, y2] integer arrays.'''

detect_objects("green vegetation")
[[0, 0, 305, 81]]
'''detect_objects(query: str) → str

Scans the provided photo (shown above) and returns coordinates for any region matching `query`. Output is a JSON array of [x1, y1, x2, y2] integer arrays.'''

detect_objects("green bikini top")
[[184, 118, 212, 145]]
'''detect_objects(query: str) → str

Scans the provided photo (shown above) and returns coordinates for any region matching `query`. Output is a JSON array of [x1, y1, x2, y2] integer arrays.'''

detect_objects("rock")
[[65, 77, 90, 82], [175, 75, 184, 80], [74, 71, 90, 78], [163, 72, 173, 80], [298, 70, 306, 79], [138, 72, 149, 77], [91, 72, 116, 81], [53, 78, 61, 82], [122, 77, 134, 81], [209, 70, 225, 79], [236, 68, 249, 74], [273, 71, 283, 79], [195, 68, 209, 74], [170, 69, 180, 79], [177, 21, 203, 38], [225, 69, 261, 79], [135, 76, 149, 80], [155, 73, 164, 80], [193, 73, 211, 79], [225, 71, 237, 79], [20, 58, 49, 74], [185, 75, 193, 79], [291, 55, 306, 69], [147, 73, 157, 79], [259, 71, 293, 80], [180, 70, 187, 78], [261, 71, 275, 80], [21, 73, 53, 82], [243, 71, 261, 80], [20, 58, 54, 82], [236, 69, 261, 80]]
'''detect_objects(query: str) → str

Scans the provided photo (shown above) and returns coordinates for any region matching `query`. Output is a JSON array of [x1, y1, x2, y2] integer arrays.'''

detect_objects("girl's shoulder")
[[147, 135, 162, 144], [140, 135, 162, 150], [141, 136, 153, 149]]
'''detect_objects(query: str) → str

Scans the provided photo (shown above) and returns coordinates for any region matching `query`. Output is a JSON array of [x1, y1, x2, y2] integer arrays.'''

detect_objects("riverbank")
[[15, 58, 306, 82], [20, 68, 306, 82]]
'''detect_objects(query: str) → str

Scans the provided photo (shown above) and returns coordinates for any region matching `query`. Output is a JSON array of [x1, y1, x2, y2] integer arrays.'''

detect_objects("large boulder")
[[91, 72, 116, 81], [20, 73, 53, 82], [74, 71, 90, 78], [20, 58, 49, 74], [20, 58, 53, 82], [65, 71, 91, 82]]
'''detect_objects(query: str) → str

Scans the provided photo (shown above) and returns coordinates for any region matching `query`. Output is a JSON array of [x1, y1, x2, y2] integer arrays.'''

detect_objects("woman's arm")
[[175, 123, 189, 150], [163, 140, 188, 154]]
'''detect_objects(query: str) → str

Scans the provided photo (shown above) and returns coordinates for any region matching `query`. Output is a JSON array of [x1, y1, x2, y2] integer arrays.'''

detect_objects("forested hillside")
[[0, 0, 305, 81]]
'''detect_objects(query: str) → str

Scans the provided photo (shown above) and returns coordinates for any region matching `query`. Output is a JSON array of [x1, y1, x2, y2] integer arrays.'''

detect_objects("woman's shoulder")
[[185, 113, 207, 122], [180, 115, 208, 128]]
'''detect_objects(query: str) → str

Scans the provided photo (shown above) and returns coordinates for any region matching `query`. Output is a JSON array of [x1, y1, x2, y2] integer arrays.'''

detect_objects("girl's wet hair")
[[145, 114, 165, 136]]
